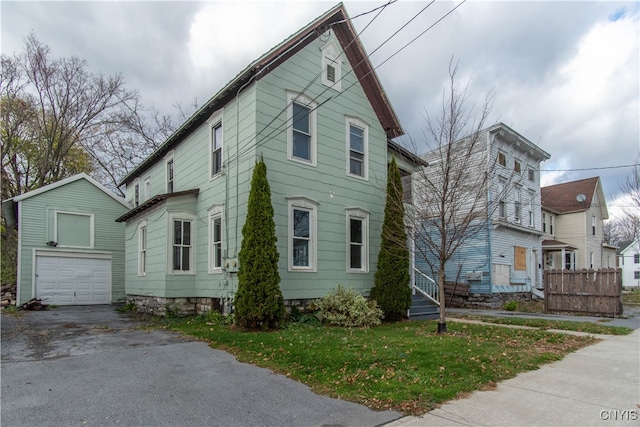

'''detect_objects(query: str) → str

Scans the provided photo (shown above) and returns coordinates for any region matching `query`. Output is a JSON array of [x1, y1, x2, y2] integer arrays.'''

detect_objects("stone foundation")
[[284, 298, 317, 313], [463, 292, 533, 309], [127, 295, 320, 317], [126, 295, 220, 316]]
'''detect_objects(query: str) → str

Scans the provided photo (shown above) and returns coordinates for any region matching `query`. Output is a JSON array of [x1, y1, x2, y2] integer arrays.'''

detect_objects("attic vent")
[[326, 64, 336, 82]]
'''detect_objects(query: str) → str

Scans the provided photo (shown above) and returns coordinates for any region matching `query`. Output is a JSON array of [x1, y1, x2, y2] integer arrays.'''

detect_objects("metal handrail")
[[412, 267, 440, 306]]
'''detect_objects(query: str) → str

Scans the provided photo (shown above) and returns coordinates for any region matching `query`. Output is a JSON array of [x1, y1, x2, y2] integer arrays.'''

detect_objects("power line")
[[227, 0, 453, 166], [224, 0, 401, 166], [540, 164, 639, 172]]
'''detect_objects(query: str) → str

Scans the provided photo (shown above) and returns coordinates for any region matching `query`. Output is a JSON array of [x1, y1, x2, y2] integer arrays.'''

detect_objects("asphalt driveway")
[[1, 306, 401, 427]]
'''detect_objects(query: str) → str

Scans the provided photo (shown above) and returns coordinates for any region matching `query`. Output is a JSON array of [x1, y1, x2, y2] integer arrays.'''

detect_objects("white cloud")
[[186, 2, 327, 89]]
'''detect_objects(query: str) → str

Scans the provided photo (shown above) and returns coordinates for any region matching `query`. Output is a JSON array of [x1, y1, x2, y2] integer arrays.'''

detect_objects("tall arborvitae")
[[371, 157, 411, 321], [235, 156, 285, 330]]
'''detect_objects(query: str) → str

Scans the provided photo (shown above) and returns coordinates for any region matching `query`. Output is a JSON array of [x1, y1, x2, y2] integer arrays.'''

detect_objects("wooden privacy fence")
[[544, 269, 622, 317]]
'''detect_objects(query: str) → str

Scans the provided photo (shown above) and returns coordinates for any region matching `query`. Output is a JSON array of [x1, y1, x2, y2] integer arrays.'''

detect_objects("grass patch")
[[154, 317, 598, 415], [451, 315, 632, 336], [623, 289, 640, 306]]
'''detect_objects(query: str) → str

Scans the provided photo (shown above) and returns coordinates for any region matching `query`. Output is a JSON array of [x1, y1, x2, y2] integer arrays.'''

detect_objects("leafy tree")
[[371, 157, 412, 321], [235, 157, 285, 330]]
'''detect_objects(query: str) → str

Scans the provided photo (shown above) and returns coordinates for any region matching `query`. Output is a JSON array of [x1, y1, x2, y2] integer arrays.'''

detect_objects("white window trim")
[[497, 179, 506, 218], [133, 178, 140, 207], [208, 110, 224, 180], [528, 192, 535, 227], [287, 196, 318, 272], [143, 177, 151, 201], [287, 92, 317, 167], [345, 116, 369, 181], [346, 208, 369, 273], [167, 211, 196, 275], [208, 205, 224, 274], [54, 210, 94, 248], [514, 187, 522, 224], [165, 151, 175, 193], [138, 220, 147, 277], [321, 41, 342, 91]]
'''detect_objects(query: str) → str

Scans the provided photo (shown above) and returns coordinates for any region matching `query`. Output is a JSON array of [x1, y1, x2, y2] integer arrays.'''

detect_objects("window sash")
[[212, 217, 222, 269], [139, 226, 147, 275], [212, 123, 222, 176], [134, 184, 140, 207], [292, 208, 311, 267], [349, 218, 363, 269], [173, 220, 191, 271], [349, 124, 365, 177], [167, 160, 174, 193], [292, 102, 311, 161]]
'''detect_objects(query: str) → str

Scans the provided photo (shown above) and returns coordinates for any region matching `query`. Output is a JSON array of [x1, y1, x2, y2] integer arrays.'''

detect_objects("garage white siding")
[[35, 254, 111, 305]]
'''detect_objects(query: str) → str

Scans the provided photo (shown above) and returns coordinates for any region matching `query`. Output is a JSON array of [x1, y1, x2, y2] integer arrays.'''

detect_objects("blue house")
[[413, 123, 551, 306]]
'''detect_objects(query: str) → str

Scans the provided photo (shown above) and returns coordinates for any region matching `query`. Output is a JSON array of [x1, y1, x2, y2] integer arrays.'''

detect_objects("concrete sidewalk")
[[385, 329, 639, 426]]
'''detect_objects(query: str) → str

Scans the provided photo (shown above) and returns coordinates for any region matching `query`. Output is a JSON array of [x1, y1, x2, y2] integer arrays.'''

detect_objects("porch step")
[[409, 294, 439, 320]]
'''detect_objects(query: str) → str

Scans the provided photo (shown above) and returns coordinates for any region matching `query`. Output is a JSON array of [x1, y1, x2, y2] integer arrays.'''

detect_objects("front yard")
[[153, 315, 630, 415]]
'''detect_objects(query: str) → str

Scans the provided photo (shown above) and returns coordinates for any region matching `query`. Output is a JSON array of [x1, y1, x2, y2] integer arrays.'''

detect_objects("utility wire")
[[224, 0, 398, 166], [226, 0, 443, 166], [540, 164, 639, 172]]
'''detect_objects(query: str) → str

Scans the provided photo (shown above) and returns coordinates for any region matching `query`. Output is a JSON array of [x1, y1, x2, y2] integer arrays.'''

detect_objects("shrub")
[[504, 301, 518, 311], [316, 285, 383, 327]]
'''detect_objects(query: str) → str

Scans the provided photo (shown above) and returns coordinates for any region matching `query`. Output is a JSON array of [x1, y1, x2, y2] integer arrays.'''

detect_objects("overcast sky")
[[2, 1, 638, 217]]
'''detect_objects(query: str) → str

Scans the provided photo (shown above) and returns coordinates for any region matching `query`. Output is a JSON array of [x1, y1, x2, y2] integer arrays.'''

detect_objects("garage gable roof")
[[8, 173, 130, 208]]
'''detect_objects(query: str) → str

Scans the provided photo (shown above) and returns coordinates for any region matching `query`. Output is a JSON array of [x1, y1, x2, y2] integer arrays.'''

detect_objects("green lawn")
[[623, 289, 640, 305], [155, 315, 601, 415], [449, 314, 632, 336]]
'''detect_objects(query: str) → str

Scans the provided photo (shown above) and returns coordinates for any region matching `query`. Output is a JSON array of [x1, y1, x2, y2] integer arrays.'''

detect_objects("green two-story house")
[[116, 4, 422, 315]]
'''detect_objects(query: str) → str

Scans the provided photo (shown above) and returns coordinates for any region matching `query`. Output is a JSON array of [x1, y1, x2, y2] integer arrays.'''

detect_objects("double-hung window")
[[346, 117, 368, 179], [172, 219, 192, 272], [138, 221, 147, 276], [209, 111, 224, 178], [592, 215, 596, 236], [209, 206, 223, 273], [166, 157, 174, 193], [211, 122, 223, 176], [288, 93, 316, 166], [528, 191, 535, 227], [288, 197, 317, 271], [346, 209, 369, 272]]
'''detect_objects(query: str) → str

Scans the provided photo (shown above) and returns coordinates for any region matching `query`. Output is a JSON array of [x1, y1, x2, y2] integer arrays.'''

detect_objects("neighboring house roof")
[[6, 173, 129, 208], [115, 189, 200, 223], [619, 240, 639, 254], [541, 176, 608, 218], [119, 3, 404, 187], [388, 139, 428, 168], [486, 122, 551, 162]]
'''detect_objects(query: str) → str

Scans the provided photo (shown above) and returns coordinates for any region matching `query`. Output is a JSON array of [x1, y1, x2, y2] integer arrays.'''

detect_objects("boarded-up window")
[[514, 246, 527, 271], [493, 264, 510, 285]]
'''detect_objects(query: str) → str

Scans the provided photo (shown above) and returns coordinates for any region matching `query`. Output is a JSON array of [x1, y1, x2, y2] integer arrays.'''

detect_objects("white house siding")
[[620, 242, 640, 287]]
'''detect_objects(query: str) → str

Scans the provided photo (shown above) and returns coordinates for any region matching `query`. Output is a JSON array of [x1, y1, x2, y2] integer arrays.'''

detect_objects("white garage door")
[[35, 255, 111, 305]]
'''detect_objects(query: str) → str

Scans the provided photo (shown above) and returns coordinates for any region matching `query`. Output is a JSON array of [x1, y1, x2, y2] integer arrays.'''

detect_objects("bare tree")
[[408, 60, 521, 333], [617, 164, 640, 241]]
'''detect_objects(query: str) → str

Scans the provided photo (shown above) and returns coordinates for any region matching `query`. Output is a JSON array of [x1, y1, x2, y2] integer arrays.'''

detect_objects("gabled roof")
[[7, 173, 129, 208], [541, 176, 608, 218], [120, 3, 403, 186]]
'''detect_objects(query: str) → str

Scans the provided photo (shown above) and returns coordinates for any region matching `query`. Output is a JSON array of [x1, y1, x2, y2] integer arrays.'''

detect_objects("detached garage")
[[3, 174, 130, 306]]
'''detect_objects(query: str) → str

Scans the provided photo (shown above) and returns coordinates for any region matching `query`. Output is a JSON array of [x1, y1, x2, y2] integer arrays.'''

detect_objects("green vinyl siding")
[[122, 29, 396, 302], [56, 212, 91, 247], [17, 178, 128, 304]]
